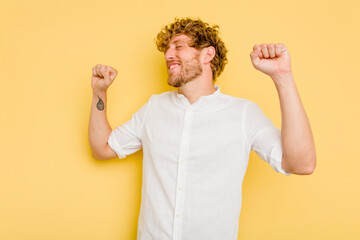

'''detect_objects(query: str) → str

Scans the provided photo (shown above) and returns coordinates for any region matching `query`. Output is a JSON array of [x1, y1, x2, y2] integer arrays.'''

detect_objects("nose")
[[165, 47, 175, 61]]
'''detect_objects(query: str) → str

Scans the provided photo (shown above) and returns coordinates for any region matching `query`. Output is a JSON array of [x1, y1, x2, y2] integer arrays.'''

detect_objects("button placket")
[[172, 107, 193, 240]]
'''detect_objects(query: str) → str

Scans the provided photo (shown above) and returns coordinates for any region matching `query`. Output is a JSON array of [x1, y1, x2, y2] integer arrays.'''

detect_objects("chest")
[[142, 105, 245, 153]]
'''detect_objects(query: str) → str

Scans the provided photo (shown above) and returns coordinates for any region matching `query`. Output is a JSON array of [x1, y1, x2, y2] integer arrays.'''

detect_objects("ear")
[[202, 46, 216, 64]]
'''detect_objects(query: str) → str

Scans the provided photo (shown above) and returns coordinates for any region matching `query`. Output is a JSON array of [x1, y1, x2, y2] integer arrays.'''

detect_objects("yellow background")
[[1, 0, 359, 239]]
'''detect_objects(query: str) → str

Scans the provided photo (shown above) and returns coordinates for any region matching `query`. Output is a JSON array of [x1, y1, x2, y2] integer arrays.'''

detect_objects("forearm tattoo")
[[96, 95, 104, 111]]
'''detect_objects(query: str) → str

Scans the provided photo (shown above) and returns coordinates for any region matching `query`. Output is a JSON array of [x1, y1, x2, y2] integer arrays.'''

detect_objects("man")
[[88, 18, 316, 240]]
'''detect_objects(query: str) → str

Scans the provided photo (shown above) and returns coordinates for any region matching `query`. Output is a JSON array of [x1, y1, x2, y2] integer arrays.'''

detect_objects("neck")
[[177, 74, 216, 104]]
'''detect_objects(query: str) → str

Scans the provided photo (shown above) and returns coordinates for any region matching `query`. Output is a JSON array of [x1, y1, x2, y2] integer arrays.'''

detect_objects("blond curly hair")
[[156, 18, 228, 81]]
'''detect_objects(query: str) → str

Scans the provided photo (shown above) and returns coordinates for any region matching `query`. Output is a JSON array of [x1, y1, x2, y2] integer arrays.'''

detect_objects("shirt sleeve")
[[244, 101, 290, 176], [107, 97, 152, 159]]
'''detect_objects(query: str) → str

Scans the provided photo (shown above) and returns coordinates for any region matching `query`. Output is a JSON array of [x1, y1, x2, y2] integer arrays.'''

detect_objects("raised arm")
[[88, 64, 118, 160], [250, 43, 316, 175]]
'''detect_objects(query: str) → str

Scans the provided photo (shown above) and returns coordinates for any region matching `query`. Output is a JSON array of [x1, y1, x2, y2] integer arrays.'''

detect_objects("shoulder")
[[149, 90, 174, 100], [217, 92, 255, 108], [156, 91, 175, 98], [146, 90, 176, 107]]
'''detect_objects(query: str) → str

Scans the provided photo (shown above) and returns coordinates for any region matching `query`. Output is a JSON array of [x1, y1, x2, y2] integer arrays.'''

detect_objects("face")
[[164, 34, 203, 88]]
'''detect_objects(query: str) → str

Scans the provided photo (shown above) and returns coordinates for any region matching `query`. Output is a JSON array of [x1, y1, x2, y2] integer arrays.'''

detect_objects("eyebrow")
[[172, 39, 189, 45]]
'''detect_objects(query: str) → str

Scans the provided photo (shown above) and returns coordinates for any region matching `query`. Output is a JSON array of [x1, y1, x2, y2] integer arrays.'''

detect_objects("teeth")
[[169, 64, 178, 69]]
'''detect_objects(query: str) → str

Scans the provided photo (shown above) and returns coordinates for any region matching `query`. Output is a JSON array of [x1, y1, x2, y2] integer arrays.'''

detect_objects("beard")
[[167, 54, 203, 88]]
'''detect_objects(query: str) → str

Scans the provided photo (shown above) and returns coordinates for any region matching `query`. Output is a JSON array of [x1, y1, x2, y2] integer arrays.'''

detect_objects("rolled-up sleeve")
[[244, 101, 290, 176], [108, 97, 152, 159]]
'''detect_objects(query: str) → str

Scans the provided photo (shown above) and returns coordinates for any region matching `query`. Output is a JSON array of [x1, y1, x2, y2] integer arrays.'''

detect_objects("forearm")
[[272, 72, 316, 174], [88, 91, 116, 160]]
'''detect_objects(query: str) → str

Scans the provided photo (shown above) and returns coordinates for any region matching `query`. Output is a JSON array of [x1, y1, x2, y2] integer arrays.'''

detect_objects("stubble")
[[167, 54, 202, 88]]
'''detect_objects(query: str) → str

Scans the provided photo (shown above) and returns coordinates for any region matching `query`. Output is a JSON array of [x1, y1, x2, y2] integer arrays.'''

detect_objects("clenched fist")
[[250, 43, 292, 78], [92, 64, 118, 92]]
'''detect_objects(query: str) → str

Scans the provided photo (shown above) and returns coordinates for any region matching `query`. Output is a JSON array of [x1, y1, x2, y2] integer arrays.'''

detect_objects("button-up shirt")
[[108, 85, 290, 240]]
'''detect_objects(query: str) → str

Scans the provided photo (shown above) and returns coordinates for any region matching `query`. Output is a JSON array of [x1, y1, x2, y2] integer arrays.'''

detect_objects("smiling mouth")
[[169, 65, 179, 70], [168, 62, 181, 70]]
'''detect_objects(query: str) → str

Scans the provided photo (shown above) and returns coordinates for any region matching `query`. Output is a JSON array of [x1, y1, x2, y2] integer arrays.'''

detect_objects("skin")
[[166, 37, 203, 88], [88, 34, 316, 175], [88, 64, 117, 160], [165, 34, 217, 104], [250, 43, 316, 175]]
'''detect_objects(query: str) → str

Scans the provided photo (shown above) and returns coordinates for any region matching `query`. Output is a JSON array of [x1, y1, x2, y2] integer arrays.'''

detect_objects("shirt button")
[[176, 213, 180, 218], [184, 134, 188, 138], [180, 160, 184, 163], [178, 187, 183, 190], [187, 109, 191, 112]]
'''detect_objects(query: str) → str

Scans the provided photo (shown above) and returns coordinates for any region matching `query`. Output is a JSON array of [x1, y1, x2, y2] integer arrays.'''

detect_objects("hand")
[[250, 43, 292, 78], [91, 64, 118, 92]]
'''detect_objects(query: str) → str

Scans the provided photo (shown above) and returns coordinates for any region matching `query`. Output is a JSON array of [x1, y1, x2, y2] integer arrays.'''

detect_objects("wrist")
[[271, 72, 294, 87], [92, 89, 107, 98], [270, 71, 293, 80]]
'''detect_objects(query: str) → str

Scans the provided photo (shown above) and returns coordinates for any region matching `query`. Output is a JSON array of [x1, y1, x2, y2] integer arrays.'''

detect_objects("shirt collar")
[[175, 85, 221, 99]]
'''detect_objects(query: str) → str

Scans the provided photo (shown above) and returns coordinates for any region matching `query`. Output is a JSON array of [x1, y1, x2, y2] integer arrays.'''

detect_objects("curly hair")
[[156, 18, 228, 81]]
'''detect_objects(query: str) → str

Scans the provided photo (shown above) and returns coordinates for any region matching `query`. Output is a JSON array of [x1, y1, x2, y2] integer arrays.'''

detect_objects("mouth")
[[167, 62, 181, 71]]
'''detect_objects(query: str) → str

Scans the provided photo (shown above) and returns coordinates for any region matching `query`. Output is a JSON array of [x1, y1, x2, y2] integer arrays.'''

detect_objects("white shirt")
[[108, 85, 290, 240]]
